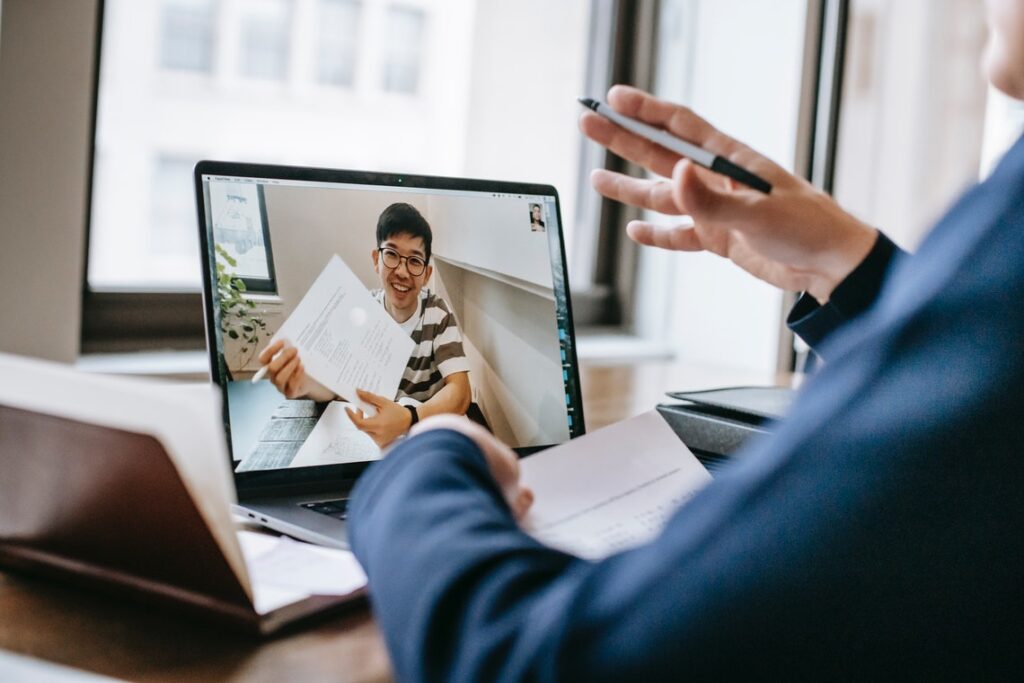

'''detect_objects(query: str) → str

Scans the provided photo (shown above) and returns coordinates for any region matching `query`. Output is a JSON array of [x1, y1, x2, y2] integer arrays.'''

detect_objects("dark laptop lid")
[[194, 161, 585, 494]]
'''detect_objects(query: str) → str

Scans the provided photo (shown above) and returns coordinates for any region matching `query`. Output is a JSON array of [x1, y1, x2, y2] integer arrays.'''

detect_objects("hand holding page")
[[520, 410, 712, 559], [270, 255, 415, 415]]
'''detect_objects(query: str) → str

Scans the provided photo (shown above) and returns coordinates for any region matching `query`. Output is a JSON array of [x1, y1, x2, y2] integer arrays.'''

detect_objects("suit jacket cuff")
[[787, 231, 902, 353]]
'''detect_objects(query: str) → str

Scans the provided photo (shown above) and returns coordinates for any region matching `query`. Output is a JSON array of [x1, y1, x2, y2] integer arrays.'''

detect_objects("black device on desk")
[[657, 386, 795, 472]]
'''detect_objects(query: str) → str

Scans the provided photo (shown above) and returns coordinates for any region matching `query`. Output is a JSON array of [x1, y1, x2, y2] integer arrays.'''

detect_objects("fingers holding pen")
[[258, 339, 285, 366], [589, 169, 682, 214], [262, 345, 300, 397], [593, 84, 787, 185], [607, 85, 720, 150], [592, 159, 764, 231], [625, 220, 703, 252], [580, 112, 681, 178]]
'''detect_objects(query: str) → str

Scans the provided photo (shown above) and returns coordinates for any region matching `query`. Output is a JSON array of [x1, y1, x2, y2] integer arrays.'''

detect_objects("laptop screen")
[[195, 162, 584, 480]]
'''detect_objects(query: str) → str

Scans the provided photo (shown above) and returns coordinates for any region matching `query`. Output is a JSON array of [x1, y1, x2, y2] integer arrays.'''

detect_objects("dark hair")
[[376, 203, 432, 261]]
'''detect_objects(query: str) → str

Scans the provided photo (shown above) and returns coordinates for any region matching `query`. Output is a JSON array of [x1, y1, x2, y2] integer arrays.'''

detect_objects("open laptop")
[[194, 161, 585, 548]]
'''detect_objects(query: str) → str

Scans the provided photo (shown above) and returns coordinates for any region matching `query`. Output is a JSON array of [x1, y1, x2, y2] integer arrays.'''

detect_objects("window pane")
[[833, 0, 989, 248], [382, 5, 425, 94], [88, 0, 591, 290], [317, 0, 361, 87], [151, 156, 200, 258], [634, 0, 810, 374], [159, 0, 215, 72], [239, 0, 292, 80]]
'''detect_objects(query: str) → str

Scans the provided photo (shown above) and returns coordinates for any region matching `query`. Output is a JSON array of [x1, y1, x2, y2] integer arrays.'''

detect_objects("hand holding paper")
[[519, 410, 712, 559], [258, 256, 415, 415]]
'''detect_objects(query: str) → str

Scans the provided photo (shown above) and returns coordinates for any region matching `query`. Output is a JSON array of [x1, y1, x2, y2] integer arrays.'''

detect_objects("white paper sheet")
[[290, 401, 382, 467], [238, 531, 367, 615], [520, 410, 713, 560], [271, 255, 415, 415]]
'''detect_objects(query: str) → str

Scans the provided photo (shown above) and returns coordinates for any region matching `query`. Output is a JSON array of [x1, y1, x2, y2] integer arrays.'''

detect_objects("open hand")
[[579, 85, 878, 303], [346, 389, 414, 449]]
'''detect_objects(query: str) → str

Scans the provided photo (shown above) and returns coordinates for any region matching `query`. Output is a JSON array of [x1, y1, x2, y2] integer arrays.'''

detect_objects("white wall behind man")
[[262, 184, 427, 317], [0, 0, 99, 362]]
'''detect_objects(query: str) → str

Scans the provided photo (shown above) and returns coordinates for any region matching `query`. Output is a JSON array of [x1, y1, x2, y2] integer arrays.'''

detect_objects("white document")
[[520, 410, 713, 560], [290, 401, 382, 467], [271, 255, 414, 415], [238, 531, 367, 615]]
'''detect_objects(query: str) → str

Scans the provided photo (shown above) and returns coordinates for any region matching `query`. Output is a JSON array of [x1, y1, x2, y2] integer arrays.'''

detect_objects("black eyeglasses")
[[378, 247, 427, 276]]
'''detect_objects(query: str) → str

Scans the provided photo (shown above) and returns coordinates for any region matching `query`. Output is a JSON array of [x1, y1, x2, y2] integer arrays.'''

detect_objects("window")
[[159, 0, 216, 73], [84, 0, 593, 352], [583, 0, 830, 375], [238, 0, 292, 81], [317, 0, 361, 87], [832, 0, 990, 249], [151, 155, 200, 258], [382, 5, 425, 94]]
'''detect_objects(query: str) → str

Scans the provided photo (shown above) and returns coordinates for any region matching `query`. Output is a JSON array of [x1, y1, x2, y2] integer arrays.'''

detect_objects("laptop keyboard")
[[300, 498, 349, 520]]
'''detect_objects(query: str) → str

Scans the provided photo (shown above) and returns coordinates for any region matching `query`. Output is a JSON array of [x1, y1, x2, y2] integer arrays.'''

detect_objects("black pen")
[[578, 97, 772, 194]]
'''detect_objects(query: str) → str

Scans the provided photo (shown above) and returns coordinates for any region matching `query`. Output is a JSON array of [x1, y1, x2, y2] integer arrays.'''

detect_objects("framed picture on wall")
[[210, 181, 278, 293]]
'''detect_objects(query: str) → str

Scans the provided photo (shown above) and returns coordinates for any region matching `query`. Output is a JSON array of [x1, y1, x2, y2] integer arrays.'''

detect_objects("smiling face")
[[984, 0, 1024, 98], [372, 232, 432, 323]]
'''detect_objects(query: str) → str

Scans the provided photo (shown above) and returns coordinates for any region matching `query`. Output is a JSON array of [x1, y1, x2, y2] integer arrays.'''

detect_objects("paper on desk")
[[238, 531, 367, 614], [270, 255, 414, 415], [291, 401, 381, 467], [520, 410, 712, 560]]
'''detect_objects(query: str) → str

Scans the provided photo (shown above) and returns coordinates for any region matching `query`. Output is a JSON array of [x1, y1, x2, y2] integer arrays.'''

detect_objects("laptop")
[[194, 161, 586, 548]]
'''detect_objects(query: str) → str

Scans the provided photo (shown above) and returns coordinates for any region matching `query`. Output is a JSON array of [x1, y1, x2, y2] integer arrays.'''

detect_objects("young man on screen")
[[259, 203, 471, 447]]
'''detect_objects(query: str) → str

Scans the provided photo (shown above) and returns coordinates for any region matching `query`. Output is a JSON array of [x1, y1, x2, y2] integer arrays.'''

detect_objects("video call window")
[[206, 176, 578, 472]]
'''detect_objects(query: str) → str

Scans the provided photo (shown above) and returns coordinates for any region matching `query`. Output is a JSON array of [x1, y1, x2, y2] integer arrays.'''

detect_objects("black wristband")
[[404, 404, 419, 426]]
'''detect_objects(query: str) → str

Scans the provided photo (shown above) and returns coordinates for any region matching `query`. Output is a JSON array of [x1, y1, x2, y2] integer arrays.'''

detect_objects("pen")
[[251, 348, 283, 383], [578, 97, 772, 194]]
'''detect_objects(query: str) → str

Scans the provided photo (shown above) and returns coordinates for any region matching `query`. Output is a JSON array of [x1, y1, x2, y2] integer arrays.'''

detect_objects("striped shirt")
[[372, 288, 471, 403]]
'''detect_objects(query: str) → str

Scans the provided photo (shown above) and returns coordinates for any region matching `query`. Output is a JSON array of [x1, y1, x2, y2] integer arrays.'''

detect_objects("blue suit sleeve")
[[787, 231, 902, 355], [348, 430, 581, 682]]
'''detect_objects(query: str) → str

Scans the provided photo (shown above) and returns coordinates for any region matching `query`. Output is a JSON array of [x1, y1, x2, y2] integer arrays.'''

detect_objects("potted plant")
[[216, 244, 267, 374]]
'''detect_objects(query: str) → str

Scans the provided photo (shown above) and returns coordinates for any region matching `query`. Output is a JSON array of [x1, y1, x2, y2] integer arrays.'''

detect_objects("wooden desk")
[[0, 359, 787, 682]]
